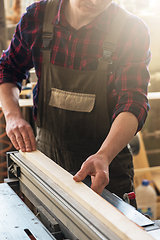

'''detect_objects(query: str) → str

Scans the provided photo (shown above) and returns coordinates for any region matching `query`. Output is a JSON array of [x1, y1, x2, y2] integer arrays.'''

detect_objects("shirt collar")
[[53, 0, 118, 34], [91, 3, 118, 33], [53, 0, 70, 28]]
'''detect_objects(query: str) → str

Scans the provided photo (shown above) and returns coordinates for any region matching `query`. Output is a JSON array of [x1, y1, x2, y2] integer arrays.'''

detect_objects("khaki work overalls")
[[36, 0, 136, 207]]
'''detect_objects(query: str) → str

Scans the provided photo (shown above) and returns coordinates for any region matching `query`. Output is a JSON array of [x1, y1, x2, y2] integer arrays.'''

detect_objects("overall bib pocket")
[[49, 88, 96, 112]]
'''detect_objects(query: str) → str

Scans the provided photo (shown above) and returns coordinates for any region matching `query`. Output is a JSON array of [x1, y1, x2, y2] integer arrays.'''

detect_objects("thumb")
[[73, 164, 91, 182], [73, 172, 83, 182]]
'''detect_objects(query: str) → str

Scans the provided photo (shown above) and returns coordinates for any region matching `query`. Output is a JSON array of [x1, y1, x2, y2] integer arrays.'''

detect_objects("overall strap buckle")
[[42, 32, 53, 49], [98, 42, 117, 64]]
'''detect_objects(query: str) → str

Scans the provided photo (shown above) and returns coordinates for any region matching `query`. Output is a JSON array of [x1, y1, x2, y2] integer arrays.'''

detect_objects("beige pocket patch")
[[49, 88, 95, 112]]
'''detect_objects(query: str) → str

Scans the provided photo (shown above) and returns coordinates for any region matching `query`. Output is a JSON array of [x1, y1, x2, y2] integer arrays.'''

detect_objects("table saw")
[[1, 150, 160, 240]]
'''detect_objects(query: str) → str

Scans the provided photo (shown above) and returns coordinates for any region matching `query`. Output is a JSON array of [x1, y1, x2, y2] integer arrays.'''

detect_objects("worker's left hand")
[[73, 153, 109, 195]]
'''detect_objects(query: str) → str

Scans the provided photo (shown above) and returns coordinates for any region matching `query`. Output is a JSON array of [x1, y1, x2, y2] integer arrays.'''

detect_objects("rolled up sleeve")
[[0, 9, 34, 91], [111, 17, 151, 132]]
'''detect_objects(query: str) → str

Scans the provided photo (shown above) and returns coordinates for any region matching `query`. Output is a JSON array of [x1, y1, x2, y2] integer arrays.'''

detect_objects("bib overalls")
[[36, 0, 136, 207]]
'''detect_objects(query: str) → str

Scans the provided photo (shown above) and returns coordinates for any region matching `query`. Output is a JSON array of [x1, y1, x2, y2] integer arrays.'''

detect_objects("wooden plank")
[[20, 150, 154, 240], [19, 89, 31, 96], [133, 132, 153, 189], [134, 166, 160, 174], [157, 196, 160, 219], [0, 99, 33, 109], [152, 172, 160, 193], [148, 92, 160, 100], [133, 132, 160, 192]]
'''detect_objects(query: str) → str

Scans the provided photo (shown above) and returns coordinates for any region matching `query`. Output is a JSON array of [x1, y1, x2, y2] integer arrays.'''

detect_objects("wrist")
[[96, 149, 112, 165], [5, 110, 23, 122]]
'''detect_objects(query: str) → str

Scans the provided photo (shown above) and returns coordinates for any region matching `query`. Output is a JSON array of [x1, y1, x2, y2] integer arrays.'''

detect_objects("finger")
[[27, 126, 36, 151], [14, 131, 26, 152], [73, 172, 83, 182], [73, 162, 92, 182], [21, 130, 32, 152], [90, 171, 109, 195], [91, 175, 95, 183], [9, 130, 25, 152], [20, 125, 36, 152], [8, 132, 20, 150]]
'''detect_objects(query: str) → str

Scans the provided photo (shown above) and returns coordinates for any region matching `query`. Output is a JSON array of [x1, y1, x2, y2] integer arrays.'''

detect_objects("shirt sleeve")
[[0, 2, 42, 91], [111, 16, 151, 132]]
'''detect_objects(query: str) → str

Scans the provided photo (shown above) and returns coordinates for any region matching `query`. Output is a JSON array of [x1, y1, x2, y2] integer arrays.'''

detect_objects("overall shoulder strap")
[[42, 0, 59, 49], [98, 7, 131, 71]]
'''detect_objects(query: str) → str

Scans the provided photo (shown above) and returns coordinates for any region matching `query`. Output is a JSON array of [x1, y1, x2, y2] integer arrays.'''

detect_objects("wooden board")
[[19, 89, 31, 96], [148, 92, 160, 100], [20, 150, 154, 240], [134, 166, 160, 174], [133, 132, 160, 193], [157, 196, 160, 219], [151, 171, 160, 193], [0, 99, 33, 109], [133, 132, 153, 189]]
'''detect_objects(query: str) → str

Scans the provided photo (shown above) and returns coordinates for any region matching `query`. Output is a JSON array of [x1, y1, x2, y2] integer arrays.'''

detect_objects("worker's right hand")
[[5, 117, 36, 152], [73, 153, 110, 195]]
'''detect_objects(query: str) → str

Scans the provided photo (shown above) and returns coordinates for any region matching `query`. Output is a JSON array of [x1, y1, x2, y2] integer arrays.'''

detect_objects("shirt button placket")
[[67, 33, 75, 67]]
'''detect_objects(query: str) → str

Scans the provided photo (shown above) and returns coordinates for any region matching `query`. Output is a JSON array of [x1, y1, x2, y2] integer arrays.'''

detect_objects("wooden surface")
[[148, 92, 160, 100], [0, 98, 33, 109], [133, 132, 153, 189], [152, 172, 160, 193], [20, 150, 154, 240], [133, 132, 160, 194], [134, 166, 160, 174], [157, 196, 160, 219]]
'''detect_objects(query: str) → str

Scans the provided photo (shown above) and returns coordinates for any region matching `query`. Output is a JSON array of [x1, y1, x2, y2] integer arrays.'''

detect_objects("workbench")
[[0, 182, 54, 239]]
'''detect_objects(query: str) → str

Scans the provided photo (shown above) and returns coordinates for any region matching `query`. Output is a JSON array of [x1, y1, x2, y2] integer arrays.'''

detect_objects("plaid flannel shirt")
[[0, 0, 151, 131]]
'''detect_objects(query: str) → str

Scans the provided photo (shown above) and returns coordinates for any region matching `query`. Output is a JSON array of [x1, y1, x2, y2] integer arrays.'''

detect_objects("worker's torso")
[[36, 0, 135, 200]]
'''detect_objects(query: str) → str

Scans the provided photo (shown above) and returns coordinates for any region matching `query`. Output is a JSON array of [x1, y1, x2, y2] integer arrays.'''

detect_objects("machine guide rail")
[[4, 151, 160, 240]]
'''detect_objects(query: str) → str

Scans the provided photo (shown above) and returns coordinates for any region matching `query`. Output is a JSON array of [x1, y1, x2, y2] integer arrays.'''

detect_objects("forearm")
[[0, 82, 23, 120], [98, 111, 138, 164], [0, 82, 36, 152]]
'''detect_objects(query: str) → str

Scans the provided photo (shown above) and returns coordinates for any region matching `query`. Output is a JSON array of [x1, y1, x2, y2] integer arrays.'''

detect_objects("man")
[[0, 0, 151, 206]]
